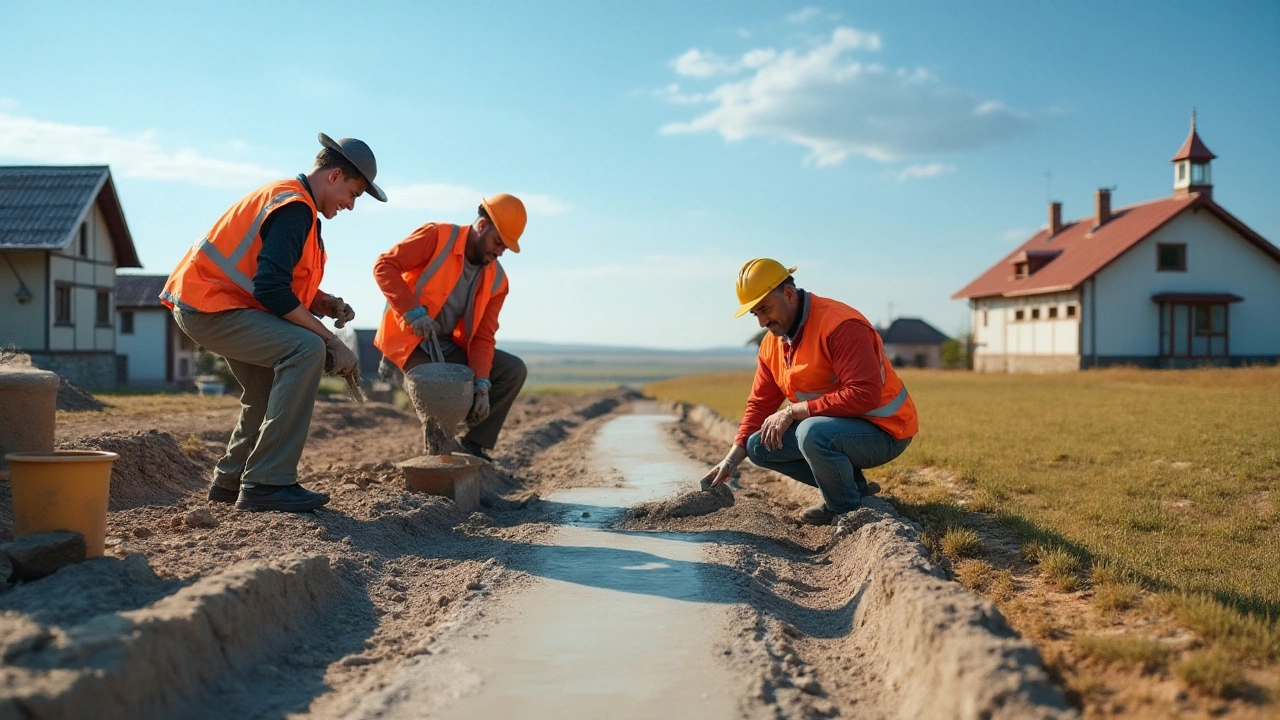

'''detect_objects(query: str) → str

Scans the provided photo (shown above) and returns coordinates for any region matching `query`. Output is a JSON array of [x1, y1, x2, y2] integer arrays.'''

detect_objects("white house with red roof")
[[953, 117, 1280, 372]]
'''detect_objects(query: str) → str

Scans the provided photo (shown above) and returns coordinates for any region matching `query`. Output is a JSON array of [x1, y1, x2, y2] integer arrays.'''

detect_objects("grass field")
[[644, 367, 1280, 632]]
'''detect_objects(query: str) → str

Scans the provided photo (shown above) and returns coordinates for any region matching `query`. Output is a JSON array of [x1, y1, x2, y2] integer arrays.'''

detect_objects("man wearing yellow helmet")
[[372, 194, 528, 461], [700, 258, 918, 525]]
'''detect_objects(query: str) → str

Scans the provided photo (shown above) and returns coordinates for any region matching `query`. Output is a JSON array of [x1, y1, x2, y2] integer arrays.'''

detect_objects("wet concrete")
[[365, 404, 743, 719]]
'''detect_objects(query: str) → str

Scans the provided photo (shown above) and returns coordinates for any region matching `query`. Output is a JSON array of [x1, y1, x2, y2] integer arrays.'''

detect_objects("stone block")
[[1, 531, 87, 581]]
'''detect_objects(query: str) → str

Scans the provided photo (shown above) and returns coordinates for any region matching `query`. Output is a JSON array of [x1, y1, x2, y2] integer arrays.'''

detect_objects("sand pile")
[[628, 483, 735, 520], [61, 431, 209, 510], [56, 378, 107, 412]]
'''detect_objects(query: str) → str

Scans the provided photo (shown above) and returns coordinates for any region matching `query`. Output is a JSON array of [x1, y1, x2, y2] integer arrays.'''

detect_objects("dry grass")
[[1093, 581, 1143, 613], [940, 527, 983, 559], [1176, 649, 1244, 697], [179, 434, 205, 457], [1165, 593, 1280, 662], [1036, 546, 1083, 593], [1076, 634, 1168, 671], [645, 366, 1280, 630]]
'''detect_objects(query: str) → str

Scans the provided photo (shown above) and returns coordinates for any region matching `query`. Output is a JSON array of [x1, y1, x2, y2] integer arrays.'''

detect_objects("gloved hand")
[[331, 297, 355, 329], [309, 292, 356, 328], [404, 306, 441, 338], [324, 335, 359, 377], [467, 379, 491, 425]]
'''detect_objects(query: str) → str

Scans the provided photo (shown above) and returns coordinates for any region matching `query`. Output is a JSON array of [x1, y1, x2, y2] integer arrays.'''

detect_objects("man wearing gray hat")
[[161, 134, 387, 512]]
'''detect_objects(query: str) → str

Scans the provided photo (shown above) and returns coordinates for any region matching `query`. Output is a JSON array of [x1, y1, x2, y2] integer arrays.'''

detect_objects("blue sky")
[[3, 1, 1277, 349]]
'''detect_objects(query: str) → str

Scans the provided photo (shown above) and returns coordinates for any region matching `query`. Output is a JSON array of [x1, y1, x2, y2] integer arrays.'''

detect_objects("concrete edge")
[[665, 400, 1079, 720]]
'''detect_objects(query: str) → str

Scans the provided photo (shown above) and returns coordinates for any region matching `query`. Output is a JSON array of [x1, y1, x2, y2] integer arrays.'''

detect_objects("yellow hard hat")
[[734, 258, 797, 317], [480, 194, 527, 253]]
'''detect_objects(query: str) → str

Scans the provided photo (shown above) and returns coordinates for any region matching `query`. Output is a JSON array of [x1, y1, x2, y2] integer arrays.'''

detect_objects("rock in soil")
[[1, 531, 87, 581]]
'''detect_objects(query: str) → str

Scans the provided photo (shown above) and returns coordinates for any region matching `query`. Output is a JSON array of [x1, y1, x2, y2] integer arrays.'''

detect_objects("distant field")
[[519, 351, 756, 389], [645, 367, 1280, 619]]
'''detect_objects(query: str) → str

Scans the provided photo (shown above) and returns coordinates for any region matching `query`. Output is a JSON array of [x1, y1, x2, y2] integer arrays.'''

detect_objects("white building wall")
[[973, 292, 1080, 358], [1093, 210, 1280, 357], [46, 204, 119, 353], [116, 309, 168, 383], [0, 251, 48, 349]]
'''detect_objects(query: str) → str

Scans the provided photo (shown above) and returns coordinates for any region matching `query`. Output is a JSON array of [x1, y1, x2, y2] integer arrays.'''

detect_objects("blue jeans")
[[746, 417, 912, 513]]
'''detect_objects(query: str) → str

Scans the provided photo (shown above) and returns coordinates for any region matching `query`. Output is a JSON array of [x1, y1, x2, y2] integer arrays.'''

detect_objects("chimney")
[[1095, 188, 1111, 228], [1048, 201, 1062, 237]]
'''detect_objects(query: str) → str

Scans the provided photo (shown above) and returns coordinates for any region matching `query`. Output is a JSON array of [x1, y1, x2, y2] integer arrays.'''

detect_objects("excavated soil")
[[0, 389, 1081, 718]]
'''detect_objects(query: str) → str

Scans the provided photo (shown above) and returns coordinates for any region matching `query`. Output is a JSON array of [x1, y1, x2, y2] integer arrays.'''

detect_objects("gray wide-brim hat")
[[317, 133, 387, 202]]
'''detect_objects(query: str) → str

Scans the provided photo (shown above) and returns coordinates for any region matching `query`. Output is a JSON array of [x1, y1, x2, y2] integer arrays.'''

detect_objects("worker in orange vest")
[[161, 133, 386, 512], [373, 194, 528, 461], [701, 259, 918, 525]]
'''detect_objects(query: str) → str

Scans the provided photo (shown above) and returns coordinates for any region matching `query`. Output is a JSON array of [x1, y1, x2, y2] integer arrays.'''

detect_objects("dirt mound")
[[61, 431, 210, 510], [56, 378, 107, 412], [627, 483, 735, 520]]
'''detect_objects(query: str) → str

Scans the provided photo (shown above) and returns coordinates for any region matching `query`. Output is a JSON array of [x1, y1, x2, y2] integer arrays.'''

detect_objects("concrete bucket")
[[402, 334, 474, 454]]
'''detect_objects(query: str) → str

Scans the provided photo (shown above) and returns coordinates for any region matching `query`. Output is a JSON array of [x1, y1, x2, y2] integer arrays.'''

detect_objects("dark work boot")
[[235, 484, 330, 513], [800, 504, 838, 526], [207, 483, 239, 504], [459, 438, 493, 463]]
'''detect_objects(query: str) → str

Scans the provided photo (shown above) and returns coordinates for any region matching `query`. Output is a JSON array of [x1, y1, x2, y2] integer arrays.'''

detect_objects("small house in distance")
[[0, 166, 141, 388], [953, 116, 1280, 372], [115, 274, 195, 388], [878, 318, 950, 368]]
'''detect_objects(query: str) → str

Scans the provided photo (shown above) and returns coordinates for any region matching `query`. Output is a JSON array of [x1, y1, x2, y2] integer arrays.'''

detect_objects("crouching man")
[[373, 194, 529, 461], [700, 259, 917, 525]]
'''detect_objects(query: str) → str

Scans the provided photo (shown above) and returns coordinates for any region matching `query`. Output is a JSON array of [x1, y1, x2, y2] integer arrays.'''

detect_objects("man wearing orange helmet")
[[373, 194, 528, 461], [700, 258, 918, 525]]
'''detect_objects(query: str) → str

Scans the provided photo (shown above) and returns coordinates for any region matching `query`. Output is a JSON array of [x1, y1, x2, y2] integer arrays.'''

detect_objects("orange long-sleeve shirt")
[[373, 223, 506, 380]]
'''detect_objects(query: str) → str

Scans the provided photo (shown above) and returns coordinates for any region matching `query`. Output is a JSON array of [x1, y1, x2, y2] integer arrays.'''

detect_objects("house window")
[[1014, 309, 1025, 321], [1158, 243, 1186, 272], [1014, 261, 1028, 279], [1030, 308, 1041, 320], [96, 291, 111, 326], [1160, 302, 1228, 358], [55, 285, 72, 325], [79, 224, 88, 257], [179, 358, 190, 377], [121, 311, 135, 335], [1066, 304, 1077, 318], [1048, 306, 1059, 319], [1177, 164, 1186, 182]]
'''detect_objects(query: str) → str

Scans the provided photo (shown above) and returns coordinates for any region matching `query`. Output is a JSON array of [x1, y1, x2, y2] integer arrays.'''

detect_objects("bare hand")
[[699, 459, 736, 489], [760, 405, 796, 451]]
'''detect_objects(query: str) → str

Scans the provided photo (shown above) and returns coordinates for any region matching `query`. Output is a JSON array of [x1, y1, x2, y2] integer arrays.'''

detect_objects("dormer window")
[[1014, 261, 1029, 279], [1010, 249, 1061, 279]]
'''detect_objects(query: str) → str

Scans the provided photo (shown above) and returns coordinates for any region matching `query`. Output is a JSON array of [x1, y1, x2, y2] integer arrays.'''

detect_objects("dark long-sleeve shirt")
[[252, 176, 322, 316]]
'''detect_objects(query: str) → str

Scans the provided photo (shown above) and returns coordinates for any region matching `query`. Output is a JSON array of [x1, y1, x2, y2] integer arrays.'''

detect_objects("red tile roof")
[[1171, 125, 1216, 162], [952, 193, 1280, 300]]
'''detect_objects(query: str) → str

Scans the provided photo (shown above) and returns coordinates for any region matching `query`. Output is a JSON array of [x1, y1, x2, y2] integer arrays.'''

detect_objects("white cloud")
[[379, 182, 569, 216], [671, 49, 740, 78], [896, 163, 955, 181], [0, 112, 278, 187], [0, 98, 19, 112], [787, 7, 822, 24], [659, 26, 1032, 166]]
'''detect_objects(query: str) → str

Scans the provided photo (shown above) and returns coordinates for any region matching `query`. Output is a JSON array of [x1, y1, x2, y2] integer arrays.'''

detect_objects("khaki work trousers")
[[174, 308, 325, 488], [404, 340, 527, 450]]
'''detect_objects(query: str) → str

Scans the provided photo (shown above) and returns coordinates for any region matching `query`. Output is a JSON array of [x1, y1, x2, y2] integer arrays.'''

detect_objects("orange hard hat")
[[480, 194, 527, 253], [734, 258, 797, 317]]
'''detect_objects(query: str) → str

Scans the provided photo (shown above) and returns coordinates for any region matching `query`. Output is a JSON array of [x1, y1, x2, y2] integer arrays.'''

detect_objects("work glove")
[[404, 306, 441, 338], [324, 335, 359, 377], [309, 293, 356, 328], [467, 378, 491, 426]]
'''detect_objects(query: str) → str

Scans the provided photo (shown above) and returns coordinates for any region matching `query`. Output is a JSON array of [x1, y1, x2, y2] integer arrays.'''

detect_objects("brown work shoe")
[[799, 504, 837, 526]]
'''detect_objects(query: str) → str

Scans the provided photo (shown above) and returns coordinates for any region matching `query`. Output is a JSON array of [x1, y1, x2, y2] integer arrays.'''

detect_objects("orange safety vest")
[[759, 293, 918, 440], [160, 178, 325, 314], [374, 223, 509, 371]]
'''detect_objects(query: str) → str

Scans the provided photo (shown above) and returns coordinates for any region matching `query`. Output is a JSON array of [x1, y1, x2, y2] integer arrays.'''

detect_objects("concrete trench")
[[351, 404, 744, 718]]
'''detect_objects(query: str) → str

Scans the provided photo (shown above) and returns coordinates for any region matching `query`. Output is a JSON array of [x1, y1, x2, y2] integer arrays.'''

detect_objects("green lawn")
[[645, 367, 1280, 625]]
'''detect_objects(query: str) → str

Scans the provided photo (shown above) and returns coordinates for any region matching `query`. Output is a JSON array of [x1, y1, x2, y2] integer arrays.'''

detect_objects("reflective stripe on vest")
[[463, 261, 506, 339], [193, 190, 305, 296], [862, 384, 909, 418], [413, 225, 461, 296]]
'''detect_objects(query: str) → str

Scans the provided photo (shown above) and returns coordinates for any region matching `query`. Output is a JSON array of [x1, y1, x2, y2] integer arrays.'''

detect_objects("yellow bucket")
[[5, 450, 117, 558]]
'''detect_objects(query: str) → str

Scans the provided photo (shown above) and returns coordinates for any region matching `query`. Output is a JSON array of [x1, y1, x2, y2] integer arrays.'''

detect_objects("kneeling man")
[[700, 259, 917, 525]]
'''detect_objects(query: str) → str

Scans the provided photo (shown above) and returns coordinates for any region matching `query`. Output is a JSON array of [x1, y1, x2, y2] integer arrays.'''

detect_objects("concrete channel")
[[354, 404, 744, 719]]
